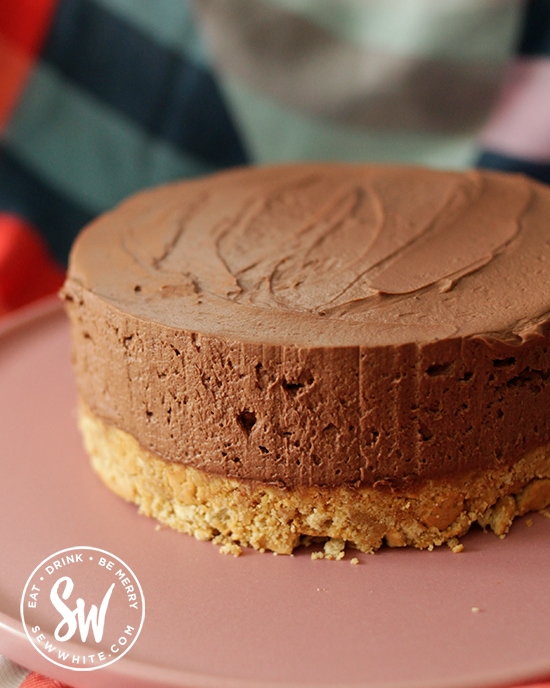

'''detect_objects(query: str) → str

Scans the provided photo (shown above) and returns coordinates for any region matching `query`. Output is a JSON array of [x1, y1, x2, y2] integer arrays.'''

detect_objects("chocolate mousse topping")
[[62, 164, 550, 490]]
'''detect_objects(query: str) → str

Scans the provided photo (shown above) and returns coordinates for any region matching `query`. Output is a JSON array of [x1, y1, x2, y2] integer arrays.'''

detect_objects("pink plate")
[[0, 298, 550, 688]]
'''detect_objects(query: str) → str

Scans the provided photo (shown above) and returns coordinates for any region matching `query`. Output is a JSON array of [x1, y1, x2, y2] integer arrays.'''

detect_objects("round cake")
[[62, 163, 550, 556]]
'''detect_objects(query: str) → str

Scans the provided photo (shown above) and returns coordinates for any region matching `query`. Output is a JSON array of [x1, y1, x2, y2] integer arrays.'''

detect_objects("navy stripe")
[[42, 0, 249, 169], [0, 146, 94, 265], [517, 0, 550, 56], [477, 150, 550, 186]]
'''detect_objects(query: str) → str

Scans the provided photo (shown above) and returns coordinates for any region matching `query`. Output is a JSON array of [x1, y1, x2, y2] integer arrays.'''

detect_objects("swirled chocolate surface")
[[63, 164, 550, 488]]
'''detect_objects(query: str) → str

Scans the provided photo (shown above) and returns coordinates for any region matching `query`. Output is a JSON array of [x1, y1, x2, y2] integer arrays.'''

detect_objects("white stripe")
[[195, 0, 510, 134], [0, 656, 28, 688], [261, 0, 525, 62], [220, 77, 478, 169]]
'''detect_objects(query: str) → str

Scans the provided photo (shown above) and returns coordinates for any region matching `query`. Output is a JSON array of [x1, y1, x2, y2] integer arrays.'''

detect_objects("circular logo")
[[21, 547, 145, 671]]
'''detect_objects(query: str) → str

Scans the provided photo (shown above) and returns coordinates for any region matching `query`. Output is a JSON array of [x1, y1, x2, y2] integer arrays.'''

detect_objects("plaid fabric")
[[0, 0, 248, 271], [1, 656, 550, 688], [0, 0, 549, 290], [1, 0, 549, 277], [0, 655, 72, 688], [0, 0, 65, 309]]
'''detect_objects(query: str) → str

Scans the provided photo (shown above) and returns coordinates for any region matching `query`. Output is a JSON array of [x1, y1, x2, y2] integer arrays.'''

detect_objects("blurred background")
[[0, 0, 549, 314]]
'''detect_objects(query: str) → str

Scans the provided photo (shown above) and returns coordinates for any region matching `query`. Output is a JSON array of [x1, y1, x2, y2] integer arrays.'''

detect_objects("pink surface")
[[481, 58, 550, 161], [0, 299, 550, 688]]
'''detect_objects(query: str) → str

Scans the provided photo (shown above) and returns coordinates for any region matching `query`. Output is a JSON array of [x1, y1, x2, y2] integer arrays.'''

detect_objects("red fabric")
[[0, 0, 59, 128], [0, 0, 59, 55], [0, 213, 64, 315], [8, 665, 550, 688], [20, 672, 73, 688]]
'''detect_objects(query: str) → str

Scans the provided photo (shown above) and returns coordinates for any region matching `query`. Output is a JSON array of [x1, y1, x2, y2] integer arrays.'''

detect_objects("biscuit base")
[[79, 403, 550, 556]]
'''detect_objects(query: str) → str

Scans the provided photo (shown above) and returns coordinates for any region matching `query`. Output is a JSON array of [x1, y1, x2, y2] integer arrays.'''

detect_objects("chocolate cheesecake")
[[62, 163, 550, 555]]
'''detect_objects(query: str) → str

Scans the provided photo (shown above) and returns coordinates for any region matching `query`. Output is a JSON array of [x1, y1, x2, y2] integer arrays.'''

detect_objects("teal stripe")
[[4, 63, 215, 214], [221, 77, 478, 169], [92, 0, 209, 65], [261, 0, 524, 62]]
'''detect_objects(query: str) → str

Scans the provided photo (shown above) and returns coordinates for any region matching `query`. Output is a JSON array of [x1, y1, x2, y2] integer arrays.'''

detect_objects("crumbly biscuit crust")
[[80, 401, 550, 555]]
